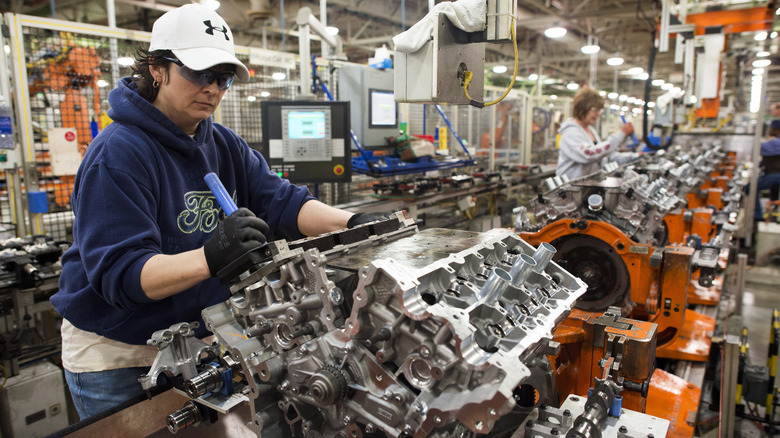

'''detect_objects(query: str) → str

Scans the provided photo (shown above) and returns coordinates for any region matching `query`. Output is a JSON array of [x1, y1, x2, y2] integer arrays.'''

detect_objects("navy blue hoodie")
[[51, 78, 314, 345]]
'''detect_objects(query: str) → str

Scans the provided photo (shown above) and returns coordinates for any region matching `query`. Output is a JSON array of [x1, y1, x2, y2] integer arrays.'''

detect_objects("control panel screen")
[[261, 101, 351, 184], [287, 110, 327, 139], [369, 89, 397, 128]]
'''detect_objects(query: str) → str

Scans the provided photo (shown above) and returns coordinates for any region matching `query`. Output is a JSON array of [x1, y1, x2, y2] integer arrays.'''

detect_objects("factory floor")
[[732, 264, 780, 437]]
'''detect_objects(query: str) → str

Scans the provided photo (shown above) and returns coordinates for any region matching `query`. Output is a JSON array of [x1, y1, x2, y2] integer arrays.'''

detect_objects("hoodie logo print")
[[177, 190, 237, 234], [204, 20, 230, 41]]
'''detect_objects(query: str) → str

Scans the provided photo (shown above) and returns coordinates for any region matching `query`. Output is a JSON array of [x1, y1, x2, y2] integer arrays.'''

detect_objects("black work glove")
[[347, 212, 392, 228], [204, 208, 270, 276]]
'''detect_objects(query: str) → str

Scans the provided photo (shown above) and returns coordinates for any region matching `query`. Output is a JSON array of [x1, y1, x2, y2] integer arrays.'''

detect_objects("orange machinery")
[[29, 41, 102, 208], [550, 307, 699, 437], [520, 219, 714, 363]]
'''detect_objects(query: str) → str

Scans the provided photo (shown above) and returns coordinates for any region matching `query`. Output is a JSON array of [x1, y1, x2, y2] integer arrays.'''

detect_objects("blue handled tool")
[[620, 115, 639, 149], [204, 172, 238, 216]]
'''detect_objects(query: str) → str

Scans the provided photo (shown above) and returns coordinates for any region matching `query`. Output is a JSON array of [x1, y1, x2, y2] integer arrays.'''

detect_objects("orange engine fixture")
[[520, 218, 714, 362]]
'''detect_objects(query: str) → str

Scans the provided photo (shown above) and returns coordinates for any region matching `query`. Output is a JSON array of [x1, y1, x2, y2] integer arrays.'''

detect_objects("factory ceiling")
[[7, 0, 780, 113]]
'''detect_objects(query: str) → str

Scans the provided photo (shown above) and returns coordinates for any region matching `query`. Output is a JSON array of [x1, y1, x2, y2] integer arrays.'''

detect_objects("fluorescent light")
[[550, 94, 558, 99], [758, 51, 771, 57], [260, 91, 271, 97], [627, 97, 637, 104], [528, 73, 539, 81], [671, 86, 681, 94], [606, 57, 624, 66], [621, 106, 629, 111], [325, 26, 339, 35], [247, 95, 257, 102], [544, 27, 567, 38], [619, 94, 628, 101], [97, 80, 109, 88], [648, 102, 656, 108], [581, 44, 600, 54], [773, 32, 779, 38], [599, 91, 607, 97], [272, 72, 287, 80], [566, 82, 579, 90], [636, 73, 649, 80], [626, 67, 643, 75], [492, 65, 508, 74], [117, 56, 134, 66], [661, 83, 674, 90], [753, 74, 763, 82], [608, 92, 618, 99], [753, 68, 765, 75], [3, 45, 8, 55], [543, 78, 557, 84], [756, 31, 768, 41], [753, 59, 772, 68], [610, 104, 620, 110], [204, 0, 220, 9], [652, 79, 664, 86], [690, 95, 697, 103]]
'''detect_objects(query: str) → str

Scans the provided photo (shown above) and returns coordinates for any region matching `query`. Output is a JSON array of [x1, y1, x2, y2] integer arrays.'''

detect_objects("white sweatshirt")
[[555, 118, 635, 180]]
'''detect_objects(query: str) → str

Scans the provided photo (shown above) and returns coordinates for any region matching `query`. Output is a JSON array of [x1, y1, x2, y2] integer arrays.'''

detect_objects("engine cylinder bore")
[[510, 254, 536, 287], [551, 235, 630, 312], [532, 242, 557, 273], [167, 401, 202, 434]]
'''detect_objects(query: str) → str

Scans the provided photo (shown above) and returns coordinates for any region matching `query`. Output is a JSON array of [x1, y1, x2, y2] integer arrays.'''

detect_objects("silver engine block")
[[141, 213, 587, 437]]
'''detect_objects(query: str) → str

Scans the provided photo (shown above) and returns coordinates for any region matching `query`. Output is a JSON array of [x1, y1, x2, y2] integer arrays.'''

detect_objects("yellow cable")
[[462, 17, 519, 107]]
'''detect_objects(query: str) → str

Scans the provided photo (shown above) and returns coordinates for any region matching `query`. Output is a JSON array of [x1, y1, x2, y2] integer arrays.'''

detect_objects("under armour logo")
[[203, 20, 230, 41]]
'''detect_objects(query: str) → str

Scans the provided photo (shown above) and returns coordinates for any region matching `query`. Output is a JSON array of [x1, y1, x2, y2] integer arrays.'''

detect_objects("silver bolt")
[[330, 289, 344, 305], [343, 415, 352, 426], [365, 423, 375, 433], [419, 346, 431, 358], [280, 380, 290, 391]]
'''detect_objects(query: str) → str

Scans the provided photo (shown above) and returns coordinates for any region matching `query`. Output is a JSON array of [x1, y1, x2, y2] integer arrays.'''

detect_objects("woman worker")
[[556, 86, 637, 180], [51, 4, 378, 419]]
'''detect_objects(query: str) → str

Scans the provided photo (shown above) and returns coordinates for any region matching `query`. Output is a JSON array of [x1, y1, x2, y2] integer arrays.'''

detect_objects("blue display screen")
[[287, 111, 326, 139]]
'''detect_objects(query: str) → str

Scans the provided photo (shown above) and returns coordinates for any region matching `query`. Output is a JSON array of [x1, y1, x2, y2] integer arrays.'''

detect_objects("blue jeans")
[[64, 367, 148, 420], [753, 173, 780, 220]]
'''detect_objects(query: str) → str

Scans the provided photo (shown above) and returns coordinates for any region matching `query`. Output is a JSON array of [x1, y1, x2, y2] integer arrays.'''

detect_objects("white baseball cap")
[[149, 4, 250, 83]]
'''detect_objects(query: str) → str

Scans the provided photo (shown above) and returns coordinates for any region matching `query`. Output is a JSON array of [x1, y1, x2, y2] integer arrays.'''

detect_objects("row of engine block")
[[138, 142, 744, 438]]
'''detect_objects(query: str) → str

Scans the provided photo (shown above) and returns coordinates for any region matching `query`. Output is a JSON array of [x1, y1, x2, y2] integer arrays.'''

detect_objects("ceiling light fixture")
[[544, 27, 567, 38], [325, 26, 339, 36], [272, 72, 287, 80], [260, 91, 271, 97], [626, 67, 643, 75], [755, 31, 768, 41], [247, 95, 257, 102], [606, 57, 624, 66], [550, 94, 558, 99], [661, 83, 674, 90], [204, 0, 220, 10], [117, 56, 134, 66], [566, 82, 579, 90], [581, 44, 600, 54], [757, 51, 771, 57], [753, 59, 772, 68], [652, 79, 664, 86], [528, 73, 539, 81], [753, 68, 765, 75], [492, 65, 508, 74], [608, 92, 618, 99]]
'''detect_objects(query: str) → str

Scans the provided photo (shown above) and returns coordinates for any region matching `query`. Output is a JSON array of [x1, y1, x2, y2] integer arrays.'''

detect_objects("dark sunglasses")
[[164, 57, 235, 91]]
